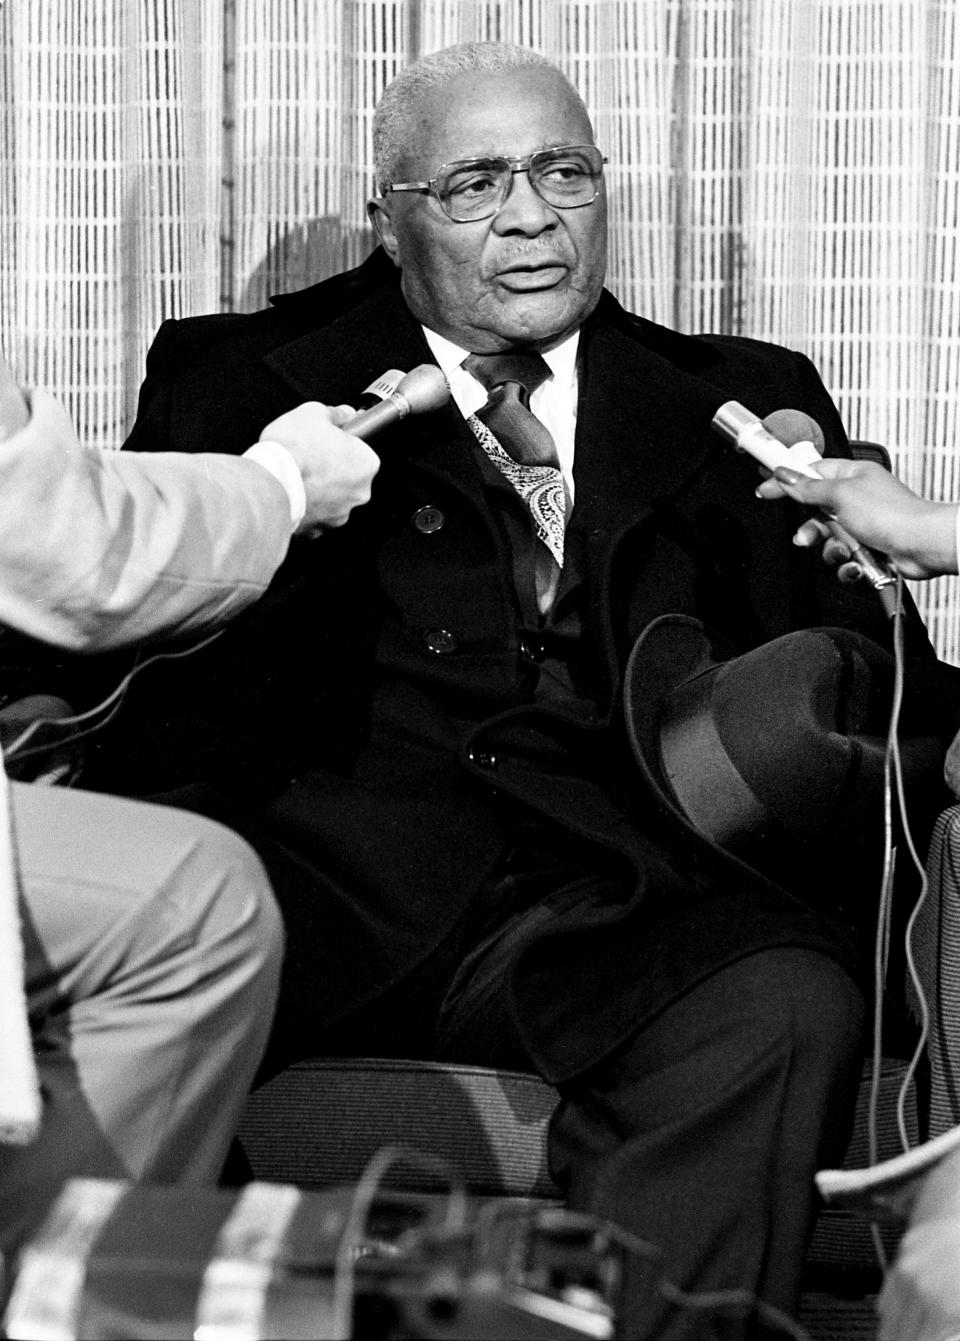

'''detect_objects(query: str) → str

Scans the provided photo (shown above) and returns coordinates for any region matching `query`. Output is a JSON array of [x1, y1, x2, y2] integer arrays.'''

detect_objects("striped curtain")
[[1, 0, 959, 659]]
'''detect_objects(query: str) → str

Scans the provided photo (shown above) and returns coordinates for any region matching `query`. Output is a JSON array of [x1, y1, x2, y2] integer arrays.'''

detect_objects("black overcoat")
[[86, 250, 956, 1081]]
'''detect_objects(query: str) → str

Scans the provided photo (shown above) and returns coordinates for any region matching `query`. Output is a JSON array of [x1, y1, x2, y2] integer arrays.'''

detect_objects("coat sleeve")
[[0, 387, 294, 651]]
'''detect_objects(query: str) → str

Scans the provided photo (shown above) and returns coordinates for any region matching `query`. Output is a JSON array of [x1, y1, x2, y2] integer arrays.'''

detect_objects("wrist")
[[893, 499, 959, 577], [243, 440, 306, 530], [927, 499, 960, 576]]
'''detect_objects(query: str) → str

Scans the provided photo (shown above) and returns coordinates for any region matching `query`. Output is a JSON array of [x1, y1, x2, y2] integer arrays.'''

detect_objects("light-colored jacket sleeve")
[[0, 389, 294, 651]]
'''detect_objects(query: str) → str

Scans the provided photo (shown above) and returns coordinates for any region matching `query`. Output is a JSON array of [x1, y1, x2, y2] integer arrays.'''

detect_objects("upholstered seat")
[[239, 1056, 559, 1199], [238, 1050, 916, 1261]]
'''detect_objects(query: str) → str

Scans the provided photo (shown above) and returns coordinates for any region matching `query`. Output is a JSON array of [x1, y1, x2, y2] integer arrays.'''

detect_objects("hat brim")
[[622, 614, 946, 912], [623, 613, 733, 838], [624, 613, 848, 909]]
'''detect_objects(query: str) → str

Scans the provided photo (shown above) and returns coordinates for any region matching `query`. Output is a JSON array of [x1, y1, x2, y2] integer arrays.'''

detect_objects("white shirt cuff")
[[242, 441, 306, 530]]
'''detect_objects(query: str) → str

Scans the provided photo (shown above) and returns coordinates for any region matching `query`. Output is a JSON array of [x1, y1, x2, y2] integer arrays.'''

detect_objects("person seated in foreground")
[[43, 41, 960, 1339], [0, 360, 370, 1256]]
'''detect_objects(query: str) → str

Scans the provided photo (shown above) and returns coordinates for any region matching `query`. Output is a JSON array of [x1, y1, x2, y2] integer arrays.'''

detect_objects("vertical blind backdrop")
[[1, 0, 959, 659]]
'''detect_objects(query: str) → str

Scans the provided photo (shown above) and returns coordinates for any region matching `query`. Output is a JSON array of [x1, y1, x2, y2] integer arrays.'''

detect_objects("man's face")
[[370, 66, 608, 352]]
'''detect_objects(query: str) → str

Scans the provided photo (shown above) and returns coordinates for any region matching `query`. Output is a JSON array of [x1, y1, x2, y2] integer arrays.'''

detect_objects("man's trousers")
[[436, 878, 866, 1341], [0, 782, 284, 1253], [252, 812, 868, 1340]]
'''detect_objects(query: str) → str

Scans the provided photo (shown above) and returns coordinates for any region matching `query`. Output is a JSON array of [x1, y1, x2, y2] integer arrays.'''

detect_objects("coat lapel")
[[571, 295, 733, 553], [263, 280, 488, 500], [264, 281, 430, 404]]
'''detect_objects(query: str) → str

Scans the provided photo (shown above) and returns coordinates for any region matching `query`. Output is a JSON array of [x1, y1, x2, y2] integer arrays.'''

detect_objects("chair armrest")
[[850, 440, 892, 471]]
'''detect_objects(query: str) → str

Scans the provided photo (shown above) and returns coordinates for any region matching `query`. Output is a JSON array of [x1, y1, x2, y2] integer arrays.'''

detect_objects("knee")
[[734, 947, 866, 1075], [182, 817, 285, 992]]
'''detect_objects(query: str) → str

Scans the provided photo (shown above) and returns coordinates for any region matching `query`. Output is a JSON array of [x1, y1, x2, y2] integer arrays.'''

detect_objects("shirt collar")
[[421, 325, 580, 394]]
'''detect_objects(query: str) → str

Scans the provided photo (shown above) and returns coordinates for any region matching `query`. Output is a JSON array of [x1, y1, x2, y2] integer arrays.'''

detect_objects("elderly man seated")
[[59, 39, 960, 1341]]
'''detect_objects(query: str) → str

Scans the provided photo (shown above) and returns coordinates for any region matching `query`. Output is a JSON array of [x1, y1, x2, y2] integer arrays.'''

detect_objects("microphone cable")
[[332, 1143, 468, 1339], [1, 625, 227, 771], [866, 570, 933, 1269]]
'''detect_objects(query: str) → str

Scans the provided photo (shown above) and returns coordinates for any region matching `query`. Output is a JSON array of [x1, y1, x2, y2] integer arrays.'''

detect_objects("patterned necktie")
[[462, 351, 567, 580]]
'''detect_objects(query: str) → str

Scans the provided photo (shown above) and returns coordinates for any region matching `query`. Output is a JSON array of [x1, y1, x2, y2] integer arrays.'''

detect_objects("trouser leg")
[[0, 783, 283, 1251], [549, 947, 866, 1340], [437, 854, 866, 1340]]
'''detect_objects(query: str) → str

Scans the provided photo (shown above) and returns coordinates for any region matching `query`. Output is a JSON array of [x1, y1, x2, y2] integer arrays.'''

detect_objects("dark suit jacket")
[[84, 249, 957, 1081]]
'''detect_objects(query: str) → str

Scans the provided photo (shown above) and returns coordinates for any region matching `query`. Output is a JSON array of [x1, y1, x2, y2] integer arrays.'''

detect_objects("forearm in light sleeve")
[[0, 389, 296, 650]]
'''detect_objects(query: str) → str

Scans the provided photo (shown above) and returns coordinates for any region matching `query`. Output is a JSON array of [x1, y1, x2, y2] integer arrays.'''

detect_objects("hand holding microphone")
[[257, 401, 382, 532], [259, 364, 450, 534], [711, 402, 901, 616], [759, 457, 959, 581]]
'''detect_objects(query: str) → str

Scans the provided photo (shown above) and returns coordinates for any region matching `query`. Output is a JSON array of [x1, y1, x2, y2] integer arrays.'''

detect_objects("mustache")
[[493, 246, 572, 270]]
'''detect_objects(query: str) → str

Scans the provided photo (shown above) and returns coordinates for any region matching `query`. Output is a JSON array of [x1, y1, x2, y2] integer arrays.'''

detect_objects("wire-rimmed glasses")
[[382, 144, 607, 222]]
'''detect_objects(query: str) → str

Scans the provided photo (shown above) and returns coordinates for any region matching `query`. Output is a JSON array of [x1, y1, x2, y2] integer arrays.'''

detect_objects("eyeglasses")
[[382, 144, 607, 223]]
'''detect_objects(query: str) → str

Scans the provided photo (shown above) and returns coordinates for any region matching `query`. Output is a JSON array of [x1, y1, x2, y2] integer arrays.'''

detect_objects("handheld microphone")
[[712, 400, 899, 618], [344, 364, 450, 440]]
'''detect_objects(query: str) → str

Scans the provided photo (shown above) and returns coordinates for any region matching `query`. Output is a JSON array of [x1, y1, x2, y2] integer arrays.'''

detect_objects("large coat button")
[[412, 505, 445, 534], [422, 627, 458, 655]]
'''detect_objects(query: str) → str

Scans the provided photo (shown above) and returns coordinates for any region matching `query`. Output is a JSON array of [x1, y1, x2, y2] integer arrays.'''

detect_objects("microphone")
[[343, 364, 450, 440], [712, 402, 827, 477], [712, 400, 899, 618]]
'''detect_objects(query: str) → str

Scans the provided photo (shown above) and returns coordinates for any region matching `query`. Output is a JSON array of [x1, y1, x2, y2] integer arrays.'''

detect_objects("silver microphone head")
[[393, 363, 451, 417]]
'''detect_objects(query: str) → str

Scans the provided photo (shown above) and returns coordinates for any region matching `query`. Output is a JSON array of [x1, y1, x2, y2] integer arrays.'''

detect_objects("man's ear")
[[367, 198, 401, 267]]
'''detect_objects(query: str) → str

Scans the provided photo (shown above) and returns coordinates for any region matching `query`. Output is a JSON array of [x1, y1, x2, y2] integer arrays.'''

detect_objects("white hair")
[[372, 41, 588, 192]]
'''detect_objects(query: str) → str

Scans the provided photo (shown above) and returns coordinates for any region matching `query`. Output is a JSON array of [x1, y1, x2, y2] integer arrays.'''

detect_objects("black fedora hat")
[[623, 614, 945, 902]]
